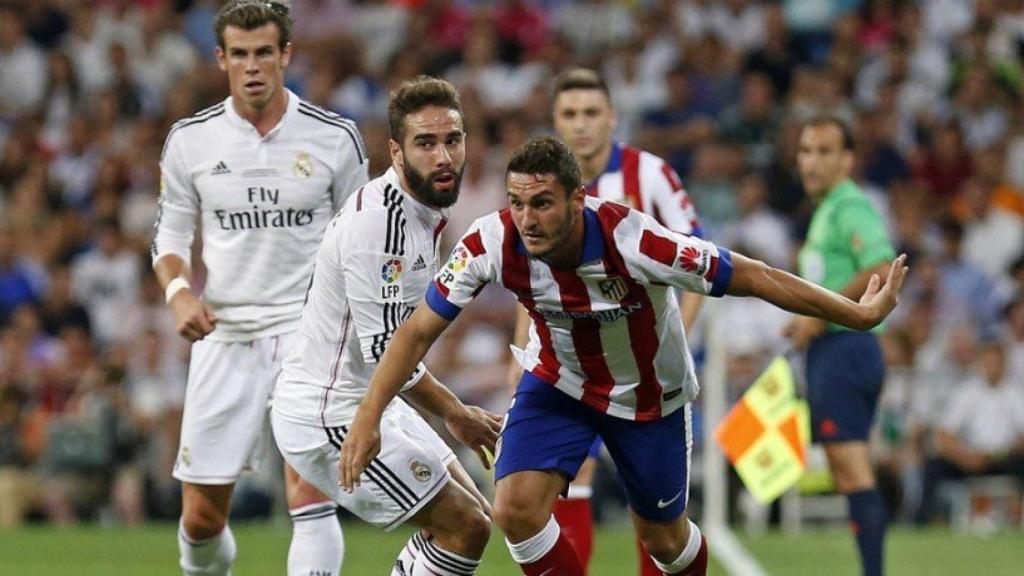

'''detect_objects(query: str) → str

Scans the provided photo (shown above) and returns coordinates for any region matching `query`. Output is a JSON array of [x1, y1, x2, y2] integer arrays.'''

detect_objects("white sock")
[[652, 519, 702, 574], [178, 520, 236, 576], [412, 537, 480, 576], [505, 515, 559, 565], [288, 502, 344, 576], [391, 530, 428, 576]]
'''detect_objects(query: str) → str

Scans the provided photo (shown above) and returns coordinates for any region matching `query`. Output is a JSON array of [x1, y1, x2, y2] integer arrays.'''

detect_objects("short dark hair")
[[506, 136, 582, 196], [388, 76, 463, 142], [804, 115, 855, 151], [215, 0, 292, 50], [552, 67, 611, 101]]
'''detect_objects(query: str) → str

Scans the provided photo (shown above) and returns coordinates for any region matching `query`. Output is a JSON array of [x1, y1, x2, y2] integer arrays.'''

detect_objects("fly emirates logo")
[[214, 187, 315, 231]]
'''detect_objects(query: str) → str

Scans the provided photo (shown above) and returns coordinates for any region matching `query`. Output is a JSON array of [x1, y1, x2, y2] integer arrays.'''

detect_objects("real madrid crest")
[[409, 460, 432, 483], [294, 151, 313, 178]]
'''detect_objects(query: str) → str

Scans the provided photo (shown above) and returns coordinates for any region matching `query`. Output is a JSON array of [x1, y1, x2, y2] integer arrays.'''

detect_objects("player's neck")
[[232, 89, 289, 137], [578, 143, 612, 183]]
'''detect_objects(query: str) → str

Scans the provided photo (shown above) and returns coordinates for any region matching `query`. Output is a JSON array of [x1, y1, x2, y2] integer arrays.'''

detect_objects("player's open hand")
[[857, 254, 909, 329], [169, 290, 217, 342], [445, 405, 503, 469], [339, 412, 381, 492]]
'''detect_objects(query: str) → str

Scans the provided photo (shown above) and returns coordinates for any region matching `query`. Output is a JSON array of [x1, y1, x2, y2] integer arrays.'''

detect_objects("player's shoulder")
[[292, 98, 367, 160], [161, 100, 229, 155], [333, 173, 406, 243]]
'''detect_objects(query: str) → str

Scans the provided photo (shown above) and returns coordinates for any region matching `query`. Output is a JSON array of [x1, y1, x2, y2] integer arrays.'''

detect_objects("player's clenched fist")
[[169, 290, 218, 342], [338, 413, 381, 492]]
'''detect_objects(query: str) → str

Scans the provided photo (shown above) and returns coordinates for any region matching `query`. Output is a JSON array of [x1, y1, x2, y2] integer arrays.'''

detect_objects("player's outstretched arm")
[[402, 373, 502, 469], [340, 304, 452, 491], [726, 252, 908, 331]]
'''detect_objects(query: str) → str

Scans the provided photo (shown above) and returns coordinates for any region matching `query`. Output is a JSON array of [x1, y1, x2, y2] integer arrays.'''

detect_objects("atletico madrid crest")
[[598, 277, 627, 301]]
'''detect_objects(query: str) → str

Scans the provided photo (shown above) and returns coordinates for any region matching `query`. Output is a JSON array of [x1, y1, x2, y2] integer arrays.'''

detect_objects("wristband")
[[165, 277, 191, 303]]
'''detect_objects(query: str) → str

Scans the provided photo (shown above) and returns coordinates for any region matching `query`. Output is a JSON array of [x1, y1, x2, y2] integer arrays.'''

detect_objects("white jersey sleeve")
[[338, 215, 427, 387], [317, 107, 369, 212], [614, 204, 732, 297], [152, 126, 199, 267]]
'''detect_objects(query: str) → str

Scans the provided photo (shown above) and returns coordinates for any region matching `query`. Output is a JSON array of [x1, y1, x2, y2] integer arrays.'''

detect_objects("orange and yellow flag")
[[714, 356, 810, 505]]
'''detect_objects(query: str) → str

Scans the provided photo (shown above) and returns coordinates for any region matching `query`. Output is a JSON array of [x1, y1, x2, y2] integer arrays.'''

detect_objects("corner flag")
[[714, 356, 810, 505]]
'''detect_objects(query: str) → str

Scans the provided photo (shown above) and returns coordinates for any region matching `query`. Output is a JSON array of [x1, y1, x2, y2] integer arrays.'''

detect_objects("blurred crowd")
[[1, 0, 1024, 530]]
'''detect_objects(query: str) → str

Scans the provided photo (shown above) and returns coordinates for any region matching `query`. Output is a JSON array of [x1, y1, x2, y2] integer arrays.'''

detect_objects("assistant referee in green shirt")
[[787, 116, 896, 576]]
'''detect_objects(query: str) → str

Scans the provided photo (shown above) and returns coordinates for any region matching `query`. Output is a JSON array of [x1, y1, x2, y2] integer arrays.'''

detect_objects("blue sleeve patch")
[[425, 282, 462, 321], [709, 247, 733, 297]]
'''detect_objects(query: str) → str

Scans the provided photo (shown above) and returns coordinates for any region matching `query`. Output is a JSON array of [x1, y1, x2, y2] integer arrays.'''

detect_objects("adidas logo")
[[210, 161, 231, 175], [411, 255, 427, 271]]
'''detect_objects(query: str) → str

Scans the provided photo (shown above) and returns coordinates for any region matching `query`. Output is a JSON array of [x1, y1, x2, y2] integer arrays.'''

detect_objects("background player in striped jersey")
[[151, 2, 367, 575], [341, 136, 908, 576], [786, 116, 897, 576], [271, 76, 501, 576], [531, 66, 706, 575]]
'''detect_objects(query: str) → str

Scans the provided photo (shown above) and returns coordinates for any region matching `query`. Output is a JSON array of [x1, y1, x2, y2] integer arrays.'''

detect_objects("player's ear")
[[215, 47, 227, 72], [280, 42, 292, 68], [389, 139, 403, 170]]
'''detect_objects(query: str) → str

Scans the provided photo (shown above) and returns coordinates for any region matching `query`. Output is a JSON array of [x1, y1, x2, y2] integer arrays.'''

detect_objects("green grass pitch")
[[0, 522, 1020, 574]]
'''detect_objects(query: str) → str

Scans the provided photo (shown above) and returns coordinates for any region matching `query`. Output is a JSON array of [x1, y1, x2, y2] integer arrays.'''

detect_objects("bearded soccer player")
[[151, 2, 367, 574], [342, 136, 908, 576], [531, 66, 705, 576], [272, 76, 501, 576], [787, 116, 896, 576]]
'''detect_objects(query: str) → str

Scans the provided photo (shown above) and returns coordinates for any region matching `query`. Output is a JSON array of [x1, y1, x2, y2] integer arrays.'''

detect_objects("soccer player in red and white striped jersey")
[[341, 137, 908, 576], [540, 67, 706, 575]]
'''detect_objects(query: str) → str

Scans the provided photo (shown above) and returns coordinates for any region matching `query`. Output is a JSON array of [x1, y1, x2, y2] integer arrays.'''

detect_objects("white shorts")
[[174, 332, 295, 484], [271, 401, 456, 531]]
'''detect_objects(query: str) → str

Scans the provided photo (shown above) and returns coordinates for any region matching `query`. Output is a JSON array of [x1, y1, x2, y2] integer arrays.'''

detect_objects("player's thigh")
[[176, 338, 276, 484], [272, 407, 451, 532], [447, 458, 492, 518], [494, 373, 598, 485], [806, 332, 885, 443], [600, 404, 692, 523]]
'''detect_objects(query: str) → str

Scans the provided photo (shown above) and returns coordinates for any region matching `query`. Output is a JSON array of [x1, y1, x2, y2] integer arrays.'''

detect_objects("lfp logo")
[[381, 258, 403, 283]]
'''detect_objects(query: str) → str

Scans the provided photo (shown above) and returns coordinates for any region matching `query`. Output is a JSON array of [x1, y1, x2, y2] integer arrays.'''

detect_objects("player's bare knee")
[[431, 498, 491, 555], [493, 497, 547, 542], [181, 508, 227, 541], [637, 519, 689, 562]]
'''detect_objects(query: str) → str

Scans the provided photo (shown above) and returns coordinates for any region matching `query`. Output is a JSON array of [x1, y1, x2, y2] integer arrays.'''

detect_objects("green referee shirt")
[[798, 179, 896, 332]]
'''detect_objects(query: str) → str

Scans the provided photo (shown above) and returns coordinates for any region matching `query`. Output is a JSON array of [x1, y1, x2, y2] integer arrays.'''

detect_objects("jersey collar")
[[516, 205, 604, 264], [224, 89, 299, 138]]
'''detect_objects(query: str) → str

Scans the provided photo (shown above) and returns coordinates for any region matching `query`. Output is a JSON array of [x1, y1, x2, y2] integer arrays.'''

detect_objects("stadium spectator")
[[917, 340, 1024, 523]]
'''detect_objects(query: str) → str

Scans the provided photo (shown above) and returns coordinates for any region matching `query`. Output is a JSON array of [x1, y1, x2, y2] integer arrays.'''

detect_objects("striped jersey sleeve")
[[339, 199, 414, 364], [609, 202, 732, 297]]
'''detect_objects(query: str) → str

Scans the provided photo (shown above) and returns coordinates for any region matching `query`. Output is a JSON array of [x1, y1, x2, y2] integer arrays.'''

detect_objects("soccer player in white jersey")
[[536, 67, 706, 575], [151, 2, 367, 575], [341, 137, 908, 576], [272, 76, 501, 576]]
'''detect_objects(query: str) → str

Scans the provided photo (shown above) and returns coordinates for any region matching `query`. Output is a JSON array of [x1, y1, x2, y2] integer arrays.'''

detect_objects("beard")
[[402, 162, 464, 208]]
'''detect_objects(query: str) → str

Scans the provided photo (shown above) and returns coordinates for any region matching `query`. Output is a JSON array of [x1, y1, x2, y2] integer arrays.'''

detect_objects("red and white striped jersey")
[[426, 196, 733, 421], [587, 142, 703, 238]]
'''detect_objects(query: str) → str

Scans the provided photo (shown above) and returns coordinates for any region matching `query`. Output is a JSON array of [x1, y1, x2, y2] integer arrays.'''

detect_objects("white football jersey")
[[588, 142, 703, 237], [427, 196, 733, 421], [273, 168, 451, 425], [152, 91, 369, 341]]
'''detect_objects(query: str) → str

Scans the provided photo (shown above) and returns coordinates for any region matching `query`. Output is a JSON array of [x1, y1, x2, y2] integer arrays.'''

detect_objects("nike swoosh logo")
[[539, 569, 554, 576], [657, 490, 684, 508]]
